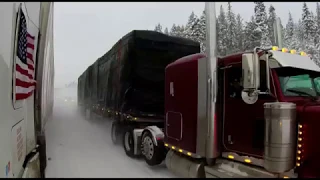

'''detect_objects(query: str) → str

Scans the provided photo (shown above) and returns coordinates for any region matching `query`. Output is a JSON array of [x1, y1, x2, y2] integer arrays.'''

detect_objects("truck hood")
[[296, 102, 320, 178]]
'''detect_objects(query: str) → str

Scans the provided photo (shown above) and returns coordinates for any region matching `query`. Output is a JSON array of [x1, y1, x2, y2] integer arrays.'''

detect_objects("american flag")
[[15, 8, 36, 101]]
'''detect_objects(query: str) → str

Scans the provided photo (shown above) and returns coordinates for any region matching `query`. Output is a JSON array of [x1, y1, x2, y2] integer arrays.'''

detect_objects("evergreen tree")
[[296, 19, 304, 46], [170, 24, 179, 36], [254, 2, 271, 48], [234, 14, 244, 52], [226, 2, 237, 54], [315, 3, 320, 44], [154, 23, 163, 33], [198, 10, 206, 52], [217, 5, 228, 56], [243, 16, 258, 50], [267, 5, 276, 45], [164, 27, 169, 35], [314, 3, 320, 65], [301, 2, 316, 55], [176, 25, 186, 38], [284, 12, 297, 49], [192, 19, 203, 44], [185, 11, 198, 40]]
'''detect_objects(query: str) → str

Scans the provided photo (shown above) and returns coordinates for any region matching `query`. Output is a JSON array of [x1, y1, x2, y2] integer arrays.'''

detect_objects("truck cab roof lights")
[[271, 46, 308, 56], [290, 49, 296, 54], [300, 52, 307, 56], [281, 48, 289, 53]]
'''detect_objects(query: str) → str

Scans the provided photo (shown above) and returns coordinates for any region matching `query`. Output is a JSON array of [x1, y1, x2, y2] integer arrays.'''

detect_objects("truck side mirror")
[[242, 53, 258, 90], [241, 53, 260, 104]]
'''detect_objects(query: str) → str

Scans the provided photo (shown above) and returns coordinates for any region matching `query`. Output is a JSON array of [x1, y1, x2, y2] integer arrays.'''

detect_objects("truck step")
[[205, 159, 277, 178]]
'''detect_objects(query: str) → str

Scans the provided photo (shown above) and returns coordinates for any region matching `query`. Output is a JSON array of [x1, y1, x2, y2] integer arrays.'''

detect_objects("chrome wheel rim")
[[143, 136, 154, 160]]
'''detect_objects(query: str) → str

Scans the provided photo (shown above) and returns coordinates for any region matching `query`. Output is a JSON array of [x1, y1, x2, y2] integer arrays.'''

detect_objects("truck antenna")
[[205, 2, 219, 160]]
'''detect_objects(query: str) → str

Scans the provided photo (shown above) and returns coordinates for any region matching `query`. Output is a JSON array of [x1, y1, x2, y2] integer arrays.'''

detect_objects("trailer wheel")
[[111, 121, 121, 144], [123, 127, 135, 157], [141, 131, 165, 166]]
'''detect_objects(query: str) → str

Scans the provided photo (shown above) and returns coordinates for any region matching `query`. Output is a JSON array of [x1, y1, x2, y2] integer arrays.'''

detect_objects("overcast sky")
[[54, 2, 317, 88]]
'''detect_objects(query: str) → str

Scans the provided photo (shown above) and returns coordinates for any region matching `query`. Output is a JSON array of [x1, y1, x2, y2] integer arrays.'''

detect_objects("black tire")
[[141, 131, 166, 166], [123, 127, 135, 158], [111, 121, 121, 144]]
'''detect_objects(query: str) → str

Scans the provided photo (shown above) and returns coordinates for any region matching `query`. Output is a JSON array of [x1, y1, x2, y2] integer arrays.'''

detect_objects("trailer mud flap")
[[37, 133, 47, 178], [21, 151, 40, 178]]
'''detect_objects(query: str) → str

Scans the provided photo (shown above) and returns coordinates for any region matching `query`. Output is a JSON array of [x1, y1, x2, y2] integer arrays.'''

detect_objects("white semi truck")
[[0, 2, 54, 178]]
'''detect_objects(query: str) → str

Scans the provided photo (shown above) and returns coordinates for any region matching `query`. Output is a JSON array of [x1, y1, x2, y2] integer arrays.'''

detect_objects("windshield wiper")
[[286, 89, 317, 101]]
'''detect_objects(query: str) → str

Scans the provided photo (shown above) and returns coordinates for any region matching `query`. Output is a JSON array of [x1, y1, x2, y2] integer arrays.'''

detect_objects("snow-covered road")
[[45, 99, 178, 178]]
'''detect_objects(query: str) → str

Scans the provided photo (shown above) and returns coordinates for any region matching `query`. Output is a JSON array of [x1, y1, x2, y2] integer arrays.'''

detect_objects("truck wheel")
[[141, 131, 165, 166], [111, 122, 121, 144], [123, 127, 135, 158]]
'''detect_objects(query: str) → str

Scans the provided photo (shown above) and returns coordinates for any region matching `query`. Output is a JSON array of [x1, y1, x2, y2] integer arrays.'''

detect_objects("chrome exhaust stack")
[[165, 150, 205, 178]]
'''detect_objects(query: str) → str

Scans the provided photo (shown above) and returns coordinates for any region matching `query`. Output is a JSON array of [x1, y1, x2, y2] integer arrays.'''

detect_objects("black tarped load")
[[79, 30, 200, 120], [77, 73, 85, 105]]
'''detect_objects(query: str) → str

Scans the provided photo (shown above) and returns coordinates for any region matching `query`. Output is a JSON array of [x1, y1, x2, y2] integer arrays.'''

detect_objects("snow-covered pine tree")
[[226, 2, 237, 54], [198, 10, 206, 52], [284, 12, 299, 49], [267, 5, 276, 46], [301, 2, 317, 57], [170, 24, 179, 36], [192, 19, 203, 45], [164, 27, 169, 35], [315, 3, 320, 45], [295, 19, 304, 49], [176, 25, 186, 38], [254, 2, 271, 48], [154, 23, 163, 33], [243, 16, 258, 50], [314, 2, 320, 65], [217, 5, 228, 56], [234, 14, 244, 52], [185, 11, 198, 40]]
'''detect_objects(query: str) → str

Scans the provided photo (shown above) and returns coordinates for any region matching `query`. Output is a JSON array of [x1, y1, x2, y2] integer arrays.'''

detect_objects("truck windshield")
[[276, 68, 320, 97]]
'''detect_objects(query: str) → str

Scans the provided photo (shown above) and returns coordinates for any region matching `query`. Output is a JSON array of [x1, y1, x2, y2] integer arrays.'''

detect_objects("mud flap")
[[37, 133, 47, 178], [21, 152, 41, 178]]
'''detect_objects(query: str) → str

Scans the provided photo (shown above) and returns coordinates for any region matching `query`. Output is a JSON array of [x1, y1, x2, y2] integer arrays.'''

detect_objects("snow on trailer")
[[77, 30, 200, 166]]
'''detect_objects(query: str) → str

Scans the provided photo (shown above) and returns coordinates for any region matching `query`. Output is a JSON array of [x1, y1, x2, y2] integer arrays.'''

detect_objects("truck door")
[[223, 61, 275, 158]]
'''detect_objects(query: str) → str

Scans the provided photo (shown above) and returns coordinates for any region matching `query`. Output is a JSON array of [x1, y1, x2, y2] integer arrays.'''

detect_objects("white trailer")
[[0, 2, 54, 178]]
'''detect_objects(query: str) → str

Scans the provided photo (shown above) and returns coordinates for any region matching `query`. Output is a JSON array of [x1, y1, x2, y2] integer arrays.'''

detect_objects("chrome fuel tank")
[[165, 150, 205, 178], [263, 102, 297, 173]]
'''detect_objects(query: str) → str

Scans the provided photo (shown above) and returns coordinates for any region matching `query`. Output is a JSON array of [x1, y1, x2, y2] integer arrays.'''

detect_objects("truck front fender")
[[142, 126, 164, 146]]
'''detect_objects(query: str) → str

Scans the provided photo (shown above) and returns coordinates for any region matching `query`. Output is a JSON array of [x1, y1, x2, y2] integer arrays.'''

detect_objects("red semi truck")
[[142, 3, 320, 178], [79, 2, 320, 178]]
